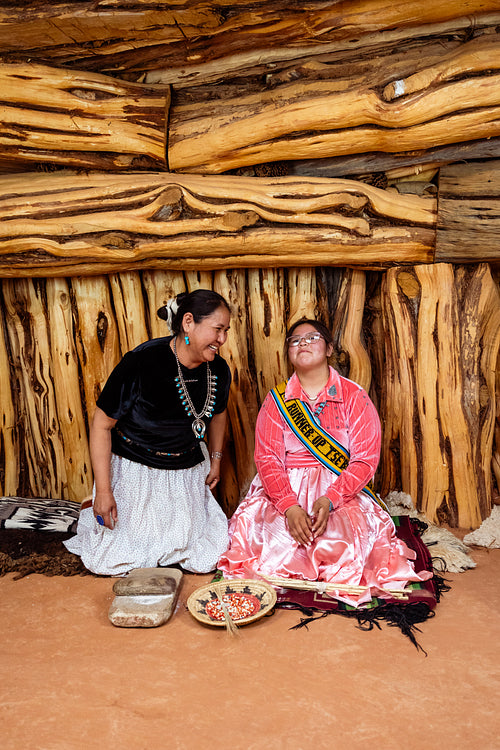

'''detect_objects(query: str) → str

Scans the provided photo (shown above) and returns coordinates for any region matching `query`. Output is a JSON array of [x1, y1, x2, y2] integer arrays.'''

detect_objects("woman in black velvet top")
[[64, 289, 232, 576]]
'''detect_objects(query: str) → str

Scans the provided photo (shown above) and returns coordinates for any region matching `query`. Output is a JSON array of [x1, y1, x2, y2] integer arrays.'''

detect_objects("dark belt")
[[115, 428, 198, 458]]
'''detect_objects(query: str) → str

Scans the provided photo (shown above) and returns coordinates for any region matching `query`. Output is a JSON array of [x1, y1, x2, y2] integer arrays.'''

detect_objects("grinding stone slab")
[[109, 567, 183, 628]]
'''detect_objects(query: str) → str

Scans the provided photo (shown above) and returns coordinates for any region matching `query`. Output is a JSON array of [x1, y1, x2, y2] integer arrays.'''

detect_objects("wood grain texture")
[[1, 1, 497, 82], [109, 272, 149, 353], [168, 33, 500, 173], [2, 279, 69, 498], [215, 269, 260, 505], [436, 160, 500, 262], [46, 278, 93, 498], [0, 171, 436, 276], [0, 63, 168, 171], [378, 263, 500, 527], [70, 276, 121, 425], [332, 270, 372, 393], [0, 295, 19, 496], [248, 268, 287, 404]]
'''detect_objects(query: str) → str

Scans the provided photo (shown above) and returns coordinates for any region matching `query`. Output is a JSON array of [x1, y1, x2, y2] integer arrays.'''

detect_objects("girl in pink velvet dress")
[[218, 318, 431, 606]]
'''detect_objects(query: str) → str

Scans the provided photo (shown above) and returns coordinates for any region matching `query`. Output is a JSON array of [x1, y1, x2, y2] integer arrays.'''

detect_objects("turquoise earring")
[[184, 334, 190, 345]]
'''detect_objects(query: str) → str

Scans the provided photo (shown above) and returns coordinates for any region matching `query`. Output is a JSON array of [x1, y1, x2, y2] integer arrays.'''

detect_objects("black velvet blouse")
[[96, 336, 231, 470]]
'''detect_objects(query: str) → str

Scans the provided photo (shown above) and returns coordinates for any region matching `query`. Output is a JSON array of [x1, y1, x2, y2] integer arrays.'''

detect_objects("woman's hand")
[[205, 458, 221, 490], [311, 496, 330, 538], [285, 505, 313, 545], [89, 407, 118, 530], [93, 489, 117, 530]]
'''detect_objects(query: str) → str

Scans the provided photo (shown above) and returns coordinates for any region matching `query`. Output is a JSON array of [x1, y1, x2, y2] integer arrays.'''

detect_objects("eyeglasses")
[[286, 332, 324, 347]]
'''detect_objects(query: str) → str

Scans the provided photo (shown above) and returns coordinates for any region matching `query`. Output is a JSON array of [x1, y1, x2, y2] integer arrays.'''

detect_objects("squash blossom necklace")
[[173, 336, 217, 439]]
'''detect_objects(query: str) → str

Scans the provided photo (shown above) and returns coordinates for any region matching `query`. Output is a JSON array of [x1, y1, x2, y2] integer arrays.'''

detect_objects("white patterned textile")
[[64, 447, 229, 576], [0, 497, 80, 533]]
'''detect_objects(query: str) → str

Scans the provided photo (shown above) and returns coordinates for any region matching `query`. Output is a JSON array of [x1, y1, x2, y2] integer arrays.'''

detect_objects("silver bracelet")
[[210, 451, 223, 460]]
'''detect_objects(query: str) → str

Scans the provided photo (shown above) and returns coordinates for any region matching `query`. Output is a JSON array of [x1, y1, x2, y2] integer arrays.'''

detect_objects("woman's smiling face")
[[183, 305, 231, 366]]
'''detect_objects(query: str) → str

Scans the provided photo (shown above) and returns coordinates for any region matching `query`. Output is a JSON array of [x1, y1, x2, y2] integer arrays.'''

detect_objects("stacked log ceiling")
[[0, 2, 498, 79], [2, 26, 500, 177], [1, 26, 500, 178], [0, 171, 436, 276], [378, 263, 500, 528]]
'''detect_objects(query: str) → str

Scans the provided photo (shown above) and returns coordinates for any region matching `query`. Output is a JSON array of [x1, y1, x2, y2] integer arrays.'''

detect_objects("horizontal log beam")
[[0, 1, 498, 83], [436, 160, 500, 262], [0, 63, 168, 171], [168, 33, 500, 173], [0, 171, 436, 276], [287, 138, 500, 180]]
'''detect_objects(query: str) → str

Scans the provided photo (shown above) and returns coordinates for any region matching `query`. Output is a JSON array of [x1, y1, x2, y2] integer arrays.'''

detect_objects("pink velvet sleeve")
[[254, 394, 299, 514], [324, 388, 381, 510]]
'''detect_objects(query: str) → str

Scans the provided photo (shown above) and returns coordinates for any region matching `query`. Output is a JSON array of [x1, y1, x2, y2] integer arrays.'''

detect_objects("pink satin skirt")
[[218, 465, 432, 606]]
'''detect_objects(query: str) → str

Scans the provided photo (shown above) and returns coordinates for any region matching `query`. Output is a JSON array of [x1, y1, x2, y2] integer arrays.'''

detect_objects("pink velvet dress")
[[218, 369, 432, 606]]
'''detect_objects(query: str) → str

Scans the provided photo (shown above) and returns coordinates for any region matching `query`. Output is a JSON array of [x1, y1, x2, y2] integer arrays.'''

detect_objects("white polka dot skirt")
[[64, 450, 229, 576]]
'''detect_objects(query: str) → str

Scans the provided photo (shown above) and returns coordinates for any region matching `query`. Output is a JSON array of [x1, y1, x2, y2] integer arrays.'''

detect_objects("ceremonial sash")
[[271, 381, 388, 512]]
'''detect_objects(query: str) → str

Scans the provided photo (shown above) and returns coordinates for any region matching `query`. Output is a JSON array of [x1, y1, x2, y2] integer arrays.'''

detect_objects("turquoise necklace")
[[173, 336, 217, 439]]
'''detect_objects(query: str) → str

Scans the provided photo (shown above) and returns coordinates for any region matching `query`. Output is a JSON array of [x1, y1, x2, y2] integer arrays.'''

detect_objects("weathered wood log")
[[378, 263, 500, 528], [46, 278, 93, 498], [2, 279, 70, 498], [490, 268, 500, 500], [109, 272, 149, 353], [287, 137, 500, 181], [331, 270, 372, 393], [214, 269, 260, 504], [494, 342, 500, 498], [248, 268, 288, 404], [168, 31, 500, 173], [436, 160, 500, 263], [0, 63, 168, 171], [1, 1, 497, 83], [141, 270, 186, 339], [287, 268, 317, 326], [185, 271, 214, 293], [0, 171, 436, 276], [70, 277, 121, 423], [0, 298, 18, 496]]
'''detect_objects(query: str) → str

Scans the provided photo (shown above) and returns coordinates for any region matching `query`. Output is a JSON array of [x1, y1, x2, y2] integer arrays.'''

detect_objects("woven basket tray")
[[187, 579, 277, 627]]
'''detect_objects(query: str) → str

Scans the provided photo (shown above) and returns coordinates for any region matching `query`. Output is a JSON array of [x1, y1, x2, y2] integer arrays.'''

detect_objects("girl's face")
[[183, 306, 231, 365], [287, 323, 332, 373]]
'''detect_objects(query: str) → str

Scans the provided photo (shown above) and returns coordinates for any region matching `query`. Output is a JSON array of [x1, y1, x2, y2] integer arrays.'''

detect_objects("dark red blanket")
[[274, 516, 447, 652]]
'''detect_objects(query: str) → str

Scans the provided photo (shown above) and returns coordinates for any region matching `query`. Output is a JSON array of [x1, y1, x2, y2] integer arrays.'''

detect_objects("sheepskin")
[[384, 491, 476, 573], [463, 505, 500, 549]]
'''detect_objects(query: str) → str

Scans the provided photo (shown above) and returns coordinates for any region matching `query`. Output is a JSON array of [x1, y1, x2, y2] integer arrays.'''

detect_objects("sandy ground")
[[1, 545, 499, 750]]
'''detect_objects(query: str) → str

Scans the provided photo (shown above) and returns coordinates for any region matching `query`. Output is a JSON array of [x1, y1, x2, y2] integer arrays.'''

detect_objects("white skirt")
[[64, 448, 229, 576]]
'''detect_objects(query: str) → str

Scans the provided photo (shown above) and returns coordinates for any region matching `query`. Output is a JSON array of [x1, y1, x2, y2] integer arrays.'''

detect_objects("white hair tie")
[[163, 297, 179, 332]]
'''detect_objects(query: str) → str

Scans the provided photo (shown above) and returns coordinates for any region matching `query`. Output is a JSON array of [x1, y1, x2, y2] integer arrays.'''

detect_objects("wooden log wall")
[[1, 265, 499, 528], [1, 2, 500, 529]]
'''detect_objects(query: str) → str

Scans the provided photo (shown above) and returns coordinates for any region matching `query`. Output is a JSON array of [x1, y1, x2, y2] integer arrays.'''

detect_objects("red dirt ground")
[[1, 545, 499, 750]]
